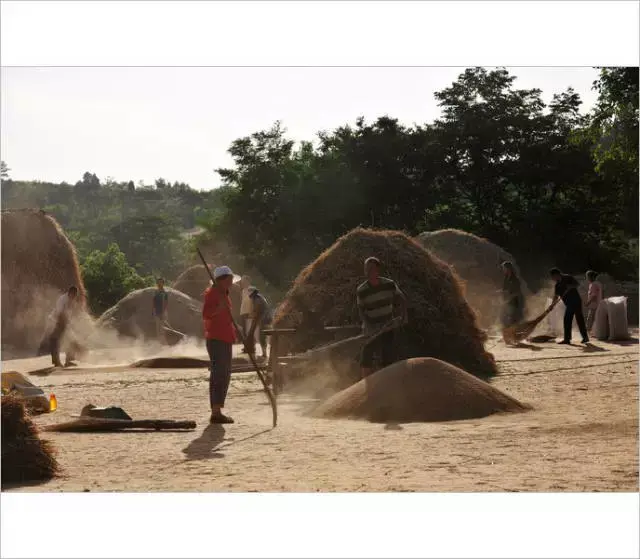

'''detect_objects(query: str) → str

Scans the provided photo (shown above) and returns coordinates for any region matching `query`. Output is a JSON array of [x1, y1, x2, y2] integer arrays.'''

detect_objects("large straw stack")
[[97, 287, 203, 339], [417, 229, 529, 327], [1, 395, 59, 489], [1, 209, 86, 350], [272, 228, 497, 382], [312, 358, 530, 423]]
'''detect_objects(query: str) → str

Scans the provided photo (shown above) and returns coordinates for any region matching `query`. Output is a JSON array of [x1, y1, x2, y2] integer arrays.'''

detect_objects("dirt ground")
[[2, 331, 638, 492]]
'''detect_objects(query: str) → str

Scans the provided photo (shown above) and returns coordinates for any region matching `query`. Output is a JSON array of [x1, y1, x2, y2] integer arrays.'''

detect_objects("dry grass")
[[417, 229, 529, 327], [1, 209, 86, 350], [97, 287, 203, 340], [312, 357, 530, 423], [1, 395, 59, 489], [272, 228, 497, 383]]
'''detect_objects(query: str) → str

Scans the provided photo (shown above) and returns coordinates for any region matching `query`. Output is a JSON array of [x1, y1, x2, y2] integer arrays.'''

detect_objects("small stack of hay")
[[272, 228, 497, 384], [173, 264, 216, 300], [417, 229, 529, 328], [312, 358, 529, 423], [1, 395, 59, 489], [1, 209, 87, 350], [172, 265, 243, 322], [97, 287, 203, 340]]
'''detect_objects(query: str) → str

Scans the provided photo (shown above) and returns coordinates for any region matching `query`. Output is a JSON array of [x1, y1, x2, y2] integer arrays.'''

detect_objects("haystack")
[[1, 209, 86, 350], [173, 264, 216, 300], [1, 395, 59, 488], [97, 287, 203, 340], [272, 228, 497, 381], [417, 229, 529, 328], [312, 358, 529, 423], [172, 265, 243, 321]]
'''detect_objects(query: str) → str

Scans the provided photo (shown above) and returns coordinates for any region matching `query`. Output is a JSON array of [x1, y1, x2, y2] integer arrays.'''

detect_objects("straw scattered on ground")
[[1, 395, 59, 489]]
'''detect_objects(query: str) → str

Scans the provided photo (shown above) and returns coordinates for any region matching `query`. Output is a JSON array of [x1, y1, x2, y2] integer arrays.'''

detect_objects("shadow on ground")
[[182, 424, 227, 460]]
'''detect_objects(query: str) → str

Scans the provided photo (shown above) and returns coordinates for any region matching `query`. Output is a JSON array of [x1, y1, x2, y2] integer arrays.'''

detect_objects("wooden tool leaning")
[[502, 299, 560, 345], [196, 248, 278, 428]]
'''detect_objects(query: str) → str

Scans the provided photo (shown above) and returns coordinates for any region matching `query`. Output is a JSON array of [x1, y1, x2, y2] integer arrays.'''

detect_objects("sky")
[[1, 66, 600, 191]]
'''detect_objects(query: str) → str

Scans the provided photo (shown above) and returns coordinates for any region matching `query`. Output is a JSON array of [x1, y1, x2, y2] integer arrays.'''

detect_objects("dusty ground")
[[2, 331, 638, 492]]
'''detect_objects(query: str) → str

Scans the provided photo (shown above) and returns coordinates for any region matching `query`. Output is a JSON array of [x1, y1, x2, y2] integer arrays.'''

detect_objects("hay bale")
[[1, 209, 86, 350], [417, 229, 529, 327], [273, 228, 497, 381], [97, 287, 203, 340], [173, 264, 215, 300], [312, 358, 529, 423], [1, 395, 59, 488], [172, 264, 243, 321]]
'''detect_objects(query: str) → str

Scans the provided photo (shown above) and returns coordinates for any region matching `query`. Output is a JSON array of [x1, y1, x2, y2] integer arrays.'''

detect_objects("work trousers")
[[206, 338, 233, 409], [563, 304, 589, 342]]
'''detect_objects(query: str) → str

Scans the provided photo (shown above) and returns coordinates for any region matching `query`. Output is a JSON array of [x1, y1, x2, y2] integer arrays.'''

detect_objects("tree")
[[584, 67, 638, 238], [0, 161, 9, 180], [81, 243, 152, 314]]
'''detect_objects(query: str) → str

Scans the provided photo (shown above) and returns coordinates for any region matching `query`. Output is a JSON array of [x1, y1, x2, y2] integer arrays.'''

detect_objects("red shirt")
[[202, 286, 236, 343]]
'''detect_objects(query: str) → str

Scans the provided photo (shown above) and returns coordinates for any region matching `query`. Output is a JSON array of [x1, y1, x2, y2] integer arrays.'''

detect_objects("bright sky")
[[1, 67, 600, 190]]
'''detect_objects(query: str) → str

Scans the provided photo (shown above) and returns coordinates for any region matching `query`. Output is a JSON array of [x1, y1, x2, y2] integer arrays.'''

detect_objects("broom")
[[502, 299, 559, 345]]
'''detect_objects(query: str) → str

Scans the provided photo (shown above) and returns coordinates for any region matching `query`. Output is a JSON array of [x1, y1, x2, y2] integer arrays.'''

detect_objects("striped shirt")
[[356, 277, 403, 328]]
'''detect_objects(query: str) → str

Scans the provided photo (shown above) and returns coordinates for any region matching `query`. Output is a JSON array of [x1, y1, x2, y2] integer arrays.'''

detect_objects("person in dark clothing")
[[500, 261, 524, 328], [550, 268, 589, 344], [356, 257, 407, 378], [152, 278, 169, 344]]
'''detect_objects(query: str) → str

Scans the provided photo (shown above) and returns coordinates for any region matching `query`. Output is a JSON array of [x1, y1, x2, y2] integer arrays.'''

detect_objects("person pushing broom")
[[356, 257, 408, 378], [550, 268, 589, 345]]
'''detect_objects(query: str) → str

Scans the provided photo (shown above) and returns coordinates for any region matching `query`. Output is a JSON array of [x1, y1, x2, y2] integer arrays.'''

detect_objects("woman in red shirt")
[[203, 266, 238, 424]]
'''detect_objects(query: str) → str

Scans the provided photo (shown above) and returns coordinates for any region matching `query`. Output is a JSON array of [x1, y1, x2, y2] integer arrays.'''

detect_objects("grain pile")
[[172, 264, 243, 321], [1, 395, 59, 489], [97, 287, 203, 340], [1, 209, 87, 350], [312, 357, 530, 423], [272, 228, 497, 383], [417, 229, 529, 327]]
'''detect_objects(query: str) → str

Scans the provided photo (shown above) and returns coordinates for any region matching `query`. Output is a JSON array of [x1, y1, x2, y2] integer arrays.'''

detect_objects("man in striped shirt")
[[356, 257, 407, 378]]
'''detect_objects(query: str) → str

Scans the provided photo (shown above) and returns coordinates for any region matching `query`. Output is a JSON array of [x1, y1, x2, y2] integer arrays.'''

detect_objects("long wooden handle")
[[196, 247, 278, 428]]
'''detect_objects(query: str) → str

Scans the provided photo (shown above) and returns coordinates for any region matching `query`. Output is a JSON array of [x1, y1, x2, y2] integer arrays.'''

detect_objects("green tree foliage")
[[0, 160, 10, 180], [81, 243, 153, 315], [205, 67, 639, 288]]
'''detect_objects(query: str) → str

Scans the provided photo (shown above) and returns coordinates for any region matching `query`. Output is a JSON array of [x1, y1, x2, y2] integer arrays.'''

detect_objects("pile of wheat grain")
[[312, 357, 530, 423]]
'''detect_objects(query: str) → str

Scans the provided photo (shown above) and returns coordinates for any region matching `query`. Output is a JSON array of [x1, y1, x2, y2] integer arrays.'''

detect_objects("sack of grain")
[[592, 300, 609, 340], [606, 296, 629, 341], [541, 297, 565, 336]]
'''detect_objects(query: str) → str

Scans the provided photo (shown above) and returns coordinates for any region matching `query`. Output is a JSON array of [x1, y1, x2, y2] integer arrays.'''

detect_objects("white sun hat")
[[213, 265, 234, 279]]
